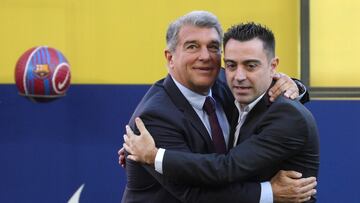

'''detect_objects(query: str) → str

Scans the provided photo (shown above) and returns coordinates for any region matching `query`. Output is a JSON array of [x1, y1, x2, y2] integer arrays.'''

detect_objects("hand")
[[271, 170, 317, 203], [123, 117, 158, 165], [269, 72, 299, 102], [118, 147, 126, 168]]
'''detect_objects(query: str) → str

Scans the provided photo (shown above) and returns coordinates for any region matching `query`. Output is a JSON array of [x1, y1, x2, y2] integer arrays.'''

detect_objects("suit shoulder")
[[273, 96, 306, 111], [130, 79, 182, 122], [271, 96, 318, 133]]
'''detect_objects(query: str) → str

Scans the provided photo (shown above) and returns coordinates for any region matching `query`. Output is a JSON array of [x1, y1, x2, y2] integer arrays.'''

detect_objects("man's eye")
[[186, 44, 197, 50], [225, 63, 236, 70], [208, 45, 220, 52], [248, 63, 258, 69]]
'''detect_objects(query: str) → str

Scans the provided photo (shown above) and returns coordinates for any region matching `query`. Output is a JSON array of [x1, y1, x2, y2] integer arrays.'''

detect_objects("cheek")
[[257, 72, 272, 89], [268, 70, 275, 78], [210, 53, 221, 61], [225, 72, 234, 85]]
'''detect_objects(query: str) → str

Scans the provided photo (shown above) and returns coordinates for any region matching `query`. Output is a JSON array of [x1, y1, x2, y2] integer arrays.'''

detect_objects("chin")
[[196, 79, 215, 88], [235, 96, 251, 104]]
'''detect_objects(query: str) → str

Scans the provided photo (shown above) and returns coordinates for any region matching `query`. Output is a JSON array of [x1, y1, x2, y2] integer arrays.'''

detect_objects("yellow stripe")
[[1, 0, 298, 84]]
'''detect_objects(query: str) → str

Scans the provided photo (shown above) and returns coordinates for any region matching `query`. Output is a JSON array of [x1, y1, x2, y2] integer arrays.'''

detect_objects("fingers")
[[119, 124, 134, 168], [272, 72, 284, 80], [123, 142, 142, 163], [126, 125, 135, 137], [269, 77, 286, 96], [281, 170, 303, 179], [122, 122, 145, 165], [120, 157, 126, 168], [297, 189, 316, 202], [269, 72, 299, 101], [269, 80, 287, 102], [284, 89, 299, 100], [118, 147, 126, 168], [123, 133, 142, 164], [299, 180, 317, 194], [291, 177, 317, 202], [127, 155, 139, 162], [118, 147, 124, 156], [298, 195, 312, 203], [123, 134, 129, 149], [123, 142, 132, 155], [135, 117, 149, 135], [298, 176, 316, 188], [272, 170, 317, 203], [290, 176, 317, 202]]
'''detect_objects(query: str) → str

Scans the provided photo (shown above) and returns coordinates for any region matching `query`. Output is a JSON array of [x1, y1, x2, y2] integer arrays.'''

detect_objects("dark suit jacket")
[[162, 90, 319, 202], [122, 71, 261, 203]]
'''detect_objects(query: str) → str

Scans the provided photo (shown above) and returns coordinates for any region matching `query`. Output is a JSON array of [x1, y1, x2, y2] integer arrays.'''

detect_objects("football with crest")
[[15, 46, 71, 102]]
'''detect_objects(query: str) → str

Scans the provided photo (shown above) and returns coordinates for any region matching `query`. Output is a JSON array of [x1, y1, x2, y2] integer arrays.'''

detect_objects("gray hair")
[[166, 11, 223, 52]]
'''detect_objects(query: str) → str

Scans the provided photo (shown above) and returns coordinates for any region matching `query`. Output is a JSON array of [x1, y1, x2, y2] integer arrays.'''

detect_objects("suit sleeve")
[[130, 112, 261, 203], [293, 78, 309, 104], [162, 101, 310, 185]]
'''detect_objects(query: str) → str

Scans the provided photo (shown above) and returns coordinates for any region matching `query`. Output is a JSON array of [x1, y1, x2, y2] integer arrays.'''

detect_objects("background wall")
[[310, 0, 360, 87], [0, 0, 300, 84], [0, 0, 359, 202]]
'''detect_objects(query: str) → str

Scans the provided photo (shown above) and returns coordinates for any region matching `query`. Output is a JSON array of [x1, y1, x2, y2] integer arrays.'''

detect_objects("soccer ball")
[[15, 46, 71, 102]]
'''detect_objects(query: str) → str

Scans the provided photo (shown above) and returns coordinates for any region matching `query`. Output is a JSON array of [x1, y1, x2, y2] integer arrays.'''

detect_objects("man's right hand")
[[118, 147, 126, 168], [123, 117, 158, 165], [271, 170, 317, 203]]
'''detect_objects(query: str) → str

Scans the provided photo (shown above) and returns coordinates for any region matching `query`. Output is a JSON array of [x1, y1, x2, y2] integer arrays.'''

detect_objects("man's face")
[[224, 38, 278, 106], [166, 25, 221, 94]]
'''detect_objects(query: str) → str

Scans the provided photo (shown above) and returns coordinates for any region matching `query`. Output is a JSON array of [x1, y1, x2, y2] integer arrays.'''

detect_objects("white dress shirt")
[[233, 93, 265, 147], [171, 78, 230, 147]]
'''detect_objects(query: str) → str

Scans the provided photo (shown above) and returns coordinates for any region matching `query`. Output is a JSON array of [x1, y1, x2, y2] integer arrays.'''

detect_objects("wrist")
[[147, 148, 158, 165]]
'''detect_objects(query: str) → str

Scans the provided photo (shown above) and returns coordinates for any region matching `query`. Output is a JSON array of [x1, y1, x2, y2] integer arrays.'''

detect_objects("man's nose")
[[198, 47, 211, 61], [234, 67, 246, 81]]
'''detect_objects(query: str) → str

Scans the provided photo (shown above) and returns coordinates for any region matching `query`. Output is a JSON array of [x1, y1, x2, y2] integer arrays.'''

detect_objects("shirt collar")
[[172, 76, 212, 111], [235, 92, 266, 113]]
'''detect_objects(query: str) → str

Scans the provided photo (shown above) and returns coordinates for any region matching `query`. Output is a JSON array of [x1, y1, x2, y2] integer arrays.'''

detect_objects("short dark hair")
[[223, 22, 275, 59]]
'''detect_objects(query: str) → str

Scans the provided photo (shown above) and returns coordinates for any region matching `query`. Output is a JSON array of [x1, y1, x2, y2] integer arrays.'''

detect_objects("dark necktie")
[[203, 96, 227, 153]]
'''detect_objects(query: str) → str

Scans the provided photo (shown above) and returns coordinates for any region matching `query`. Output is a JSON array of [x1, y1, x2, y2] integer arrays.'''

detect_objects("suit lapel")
[[236, 93, 272, 145], [211, 73, 237, 150], [228, 108, 238, 149], [212, 70, 235, 122], [162, 75, 215, 152]]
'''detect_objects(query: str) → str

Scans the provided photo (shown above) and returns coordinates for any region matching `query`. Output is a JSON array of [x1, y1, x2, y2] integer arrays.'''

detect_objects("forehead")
[[224, 38, 267, 59], [177, 25, 220, 44]]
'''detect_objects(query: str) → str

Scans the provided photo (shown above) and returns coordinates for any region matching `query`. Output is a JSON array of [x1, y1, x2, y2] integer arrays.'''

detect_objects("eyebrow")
[[243, 59, 261, 64], [183, 40, 220, 46], [183, 40, 198, 46], [223, 59, 236, 63], [223, 59, 262, 64], [208, 40, 221, 45]]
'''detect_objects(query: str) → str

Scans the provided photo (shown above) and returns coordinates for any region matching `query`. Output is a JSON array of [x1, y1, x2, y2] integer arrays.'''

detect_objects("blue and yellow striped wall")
[[1, 0, 360, 202]]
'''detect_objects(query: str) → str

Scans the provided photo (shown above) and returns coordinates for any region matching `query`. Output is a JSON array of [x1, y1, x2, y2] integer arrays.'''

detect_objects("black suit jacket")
[[162, 90, 319, 202], [122, 71, 261, 203]]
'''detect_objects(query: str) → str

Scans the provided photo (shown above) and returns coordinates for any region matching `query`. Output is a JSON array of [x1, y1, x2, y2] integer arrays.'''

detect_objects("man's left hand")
[[118, 147, 126, 168], [269, 72, 299, 102]]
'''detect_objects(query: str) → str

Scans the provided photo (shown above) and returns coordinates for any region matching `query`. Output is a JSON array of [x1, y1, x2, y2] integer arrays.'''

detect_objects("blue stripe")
[[40, 47, 46, 64], [36, 48, 41, 65], [44, 79, 50, 95], [56, 50, 65, 63], [27, 54, 37, 94], [45, 47, 51, 66]]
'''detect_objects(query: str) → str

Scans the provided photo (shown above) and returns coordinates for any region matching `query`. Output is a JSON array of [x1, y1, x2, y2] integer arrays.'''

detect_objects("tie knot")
[[203, 96, 216, 115]]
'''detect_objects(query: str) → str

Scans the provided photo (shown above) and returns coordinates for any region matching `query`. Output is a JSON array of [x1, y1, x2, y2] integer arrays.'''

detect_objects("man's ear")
[[164, 50, 174, 69], [270, 57, 279, 74]]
